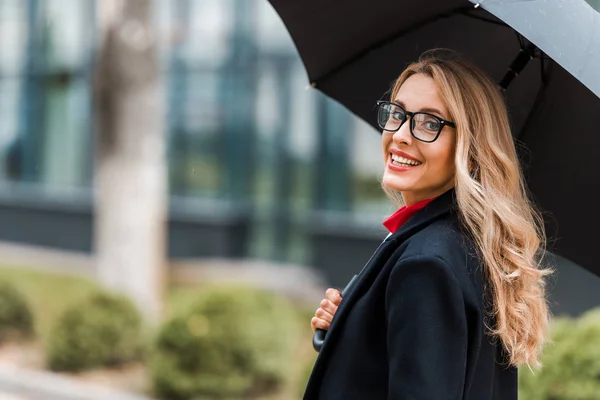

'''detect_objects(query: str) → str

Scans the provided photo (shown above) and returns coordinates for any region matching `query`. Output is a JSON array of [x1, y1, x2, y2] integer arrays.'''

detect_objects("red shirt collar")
[[383, 196, 437, 234]]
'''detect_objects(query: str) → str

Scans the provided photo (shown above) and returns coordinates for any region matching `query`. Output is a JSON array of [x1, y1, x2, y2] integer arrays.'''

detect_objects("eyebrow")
[[392, 100, 448, 119]]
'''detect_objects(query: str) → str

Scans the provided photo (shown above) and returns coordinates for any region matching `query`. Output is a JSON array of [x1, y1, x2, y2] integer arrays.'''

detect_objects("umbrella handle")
[[312, 328, 327, 352], [312, 274, 358, 353]]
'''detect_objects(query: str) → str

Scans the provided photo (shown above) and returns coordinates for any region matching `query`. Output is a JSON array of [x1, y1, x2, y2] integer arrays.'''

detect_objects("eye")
[[391, 111, 404, 121], [422, 118, 441, 132]]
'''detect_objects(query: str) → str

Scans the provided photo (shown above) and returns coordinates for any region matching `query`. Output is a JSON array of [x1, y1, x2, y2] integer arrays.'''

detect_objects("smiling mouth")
[[390, 153, 422, 167]]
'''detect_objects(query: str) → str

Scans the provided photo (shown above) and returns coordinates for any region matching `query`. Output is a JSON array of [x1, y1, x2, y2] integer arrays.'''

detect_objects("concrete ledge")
[[172, 258, 327, 305], [0, 242, 95, 278], [0, 362, 153, 400], [0, 241, 327, 306]]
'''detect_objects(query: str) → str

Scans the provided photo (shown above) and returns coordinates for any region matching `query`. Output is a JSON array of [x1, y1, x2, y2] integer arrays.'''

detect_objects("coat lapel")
[[304, 188, 458, 395]]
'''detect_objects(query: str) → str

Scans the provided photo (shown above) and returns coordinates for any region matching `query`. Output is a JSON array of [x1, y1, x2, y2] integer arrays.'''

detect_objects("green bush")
[[519, 309, 600, 400], [0, 281, 34, 342], [150, 286, 301, 400], [46, 291, 143, 372]]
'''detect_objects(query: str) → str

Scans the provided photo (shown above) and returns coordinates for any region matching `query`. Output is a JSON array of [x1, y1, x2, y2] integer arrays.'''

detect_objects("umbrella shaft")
[[499, 43, 537, 91]]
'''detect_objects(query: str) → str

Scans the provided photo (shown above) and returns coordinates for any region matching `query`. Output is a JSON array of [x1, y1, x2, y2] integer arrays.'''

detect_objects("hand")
[[311, 288, 342, 332]]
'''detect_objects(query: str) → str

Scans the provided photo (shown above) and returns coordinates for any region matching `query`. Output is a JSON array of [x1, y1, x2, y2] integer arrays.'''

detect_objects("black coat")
[[303, 188, 517, 400]]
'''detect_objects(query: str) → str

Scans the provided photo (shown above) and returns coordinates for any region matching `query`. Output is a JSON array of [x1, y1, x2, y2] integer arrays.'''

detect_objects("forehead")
[[393, 74, 448, 115]]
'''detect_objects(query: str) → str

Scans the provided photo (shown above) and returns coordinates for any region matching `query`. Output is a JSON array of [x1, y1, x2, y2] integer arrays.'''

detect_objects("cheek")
[[425, 141, 456, 173], [381, 134, 392, 159]]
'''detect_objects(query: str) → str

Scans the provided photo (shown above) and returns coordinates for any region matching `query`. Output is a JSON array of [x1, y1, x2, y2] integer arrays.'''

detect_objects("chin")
[[381, 176, 412, 192]]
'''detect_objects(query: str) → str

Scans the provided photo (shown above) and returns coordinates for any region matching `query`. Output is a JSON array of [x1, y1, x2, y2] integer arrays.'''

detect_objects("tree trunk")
[[93, 0, 166, 321]]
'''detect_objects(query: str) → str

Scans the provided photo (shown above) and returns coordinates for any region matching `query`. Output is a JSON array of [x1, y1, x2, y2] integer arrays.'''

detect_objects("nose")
[[392, 118, 413, 145]]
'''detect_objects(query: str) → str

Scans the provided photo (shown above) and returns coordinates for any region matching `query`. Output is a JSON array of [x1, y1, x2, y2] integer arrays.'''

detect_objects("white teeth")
[[391, 154, 421, 166]]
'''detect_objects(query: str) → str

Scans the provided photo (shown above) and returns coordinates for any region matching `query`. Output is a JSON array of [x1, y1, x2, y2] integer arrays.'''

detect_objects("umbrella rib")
[[460, 8, 510, 26], [313, 6, 510, 86]]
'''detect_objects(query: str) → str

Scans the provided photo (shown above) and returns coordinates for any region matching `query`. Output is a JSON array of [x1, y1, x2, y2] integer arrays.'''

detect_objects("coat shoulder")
[[398, 214, 485, 304], [402, 214, 475, 265]]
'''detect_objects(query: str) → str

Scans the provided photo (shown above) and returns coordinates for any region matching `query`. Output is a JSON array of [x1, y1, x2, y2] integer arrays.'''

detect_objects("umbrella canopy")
[[268, 0, 600, 276]]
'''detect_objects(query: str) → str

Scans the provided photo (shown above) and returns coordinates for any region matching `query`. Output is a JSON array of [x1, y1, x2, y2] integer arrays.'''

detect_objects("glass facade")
[[0, 0, 389, 264], [0, 0, 95, 196]]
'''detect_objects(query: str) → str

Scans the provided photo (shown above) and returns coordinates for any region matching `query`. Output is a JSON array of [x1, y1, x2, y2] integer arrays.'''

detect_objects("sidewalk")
[[0, 362, 153, 400], [0, 394, 29, 400]]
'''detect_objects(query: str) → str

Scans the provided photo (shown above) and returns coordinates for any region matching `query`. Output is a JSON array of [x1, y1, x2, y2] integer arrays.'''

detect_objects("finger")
[[311, 317, 331, 332], [326, 288, 342, 305], [320, 298, 339, 315], [316, 307, 334, 323]]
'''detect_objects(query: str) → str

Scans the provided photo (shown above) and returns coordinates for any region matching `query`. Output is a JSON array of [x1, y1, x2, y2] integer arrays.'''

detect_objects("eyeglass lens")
[[377, 102, 441, 142]]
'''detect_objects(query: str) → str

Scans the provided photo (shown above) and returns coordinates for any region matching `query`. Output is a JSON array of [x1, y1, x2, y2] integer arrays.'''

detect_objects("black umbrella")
[[266, 0, 600, 351], [267, 0, 600, 275]]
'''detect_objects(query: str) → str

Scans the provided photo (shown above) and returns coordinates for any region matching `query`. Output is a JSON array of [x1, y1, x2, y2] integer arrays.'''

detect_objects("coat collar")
[[383, 196, 437, 234], [304, 188, 458, 396], [387, 187, 458, 242]]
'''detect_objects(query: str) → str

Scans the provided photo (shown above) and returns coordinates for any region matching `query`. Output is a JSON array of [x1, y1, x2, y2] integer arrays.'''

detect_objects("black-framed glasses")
[[376, 100, 456, 143]]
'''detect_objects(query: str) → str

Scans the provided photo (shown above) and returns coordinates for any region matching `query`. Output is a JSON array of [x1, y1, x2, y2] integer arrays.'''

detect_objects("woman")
[[305, 50, 552, 399]]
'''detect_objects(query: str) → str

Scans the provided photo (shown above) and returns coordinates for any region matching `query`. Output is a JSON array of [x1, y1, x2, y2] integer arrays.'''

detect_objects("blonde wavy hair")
[[385, 50, 553, 368]]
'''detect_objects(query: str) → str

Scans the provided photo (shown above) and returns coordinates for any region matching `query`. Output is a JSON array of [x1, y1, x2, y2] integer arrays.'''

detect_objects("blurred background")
[[0, 1, 599, 399], [0, 0, 391, 268]]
